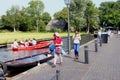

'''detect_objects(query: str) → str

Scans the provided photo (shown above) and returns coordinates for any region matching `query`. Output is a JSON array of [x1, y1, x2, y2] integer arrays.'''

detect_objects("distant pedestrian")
[[72, 30, 81, 60], [107, 29, 111, 40], [118, 30, 120, 36], [52, 32, 63, 68]]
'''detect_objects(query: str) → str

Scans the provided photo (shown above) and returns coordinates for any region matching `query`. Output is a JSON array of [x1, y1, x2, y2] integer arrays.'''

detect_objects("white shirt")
[[107, 30, 111, 36], [32, 40, 37, 45], [98, 31, 101, 36], [13, 41, 19, 48], [72, 34, 81, 44]]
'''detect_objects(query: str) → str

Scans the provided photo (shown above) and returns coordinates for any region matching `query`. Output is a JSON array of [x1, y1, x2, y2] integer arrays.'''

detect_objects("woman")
[[52, 32, 63, 68], [72, 30, 81, 60]]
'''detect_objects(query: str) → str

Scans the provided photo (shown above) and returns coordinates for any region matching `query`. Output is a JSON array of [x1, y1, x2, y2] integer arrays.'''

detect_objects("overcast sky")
[[0, 0, 117, 17]]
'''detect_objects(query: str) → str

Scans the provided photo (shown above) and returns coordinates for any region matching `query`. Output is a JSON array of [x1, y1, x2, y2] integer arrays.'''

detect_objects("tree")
[[39, 20, 46, 32], [26, 0, 44, 32], [70, 0, 87, 31], [84, 0, 99, 33], [117, 0, 120, 2], [53, 0, 98, 32], [42, 12, 51, 25], [19, 7, 34, 31], [1, 6, 21, 32], [99, 1, 120, 29], [54, 8, 67, 20], [0, 0, 51, 32]]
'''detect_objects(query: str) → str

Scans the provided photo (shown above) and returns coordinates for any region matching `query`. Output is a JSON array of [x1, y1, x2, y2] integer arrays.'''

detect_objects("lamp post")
[[64, 0, 71, 54]]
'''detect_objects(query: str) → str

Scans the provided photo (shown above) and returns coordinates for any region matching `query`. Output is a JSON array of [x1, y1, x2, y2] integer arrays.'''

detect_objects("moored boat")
[[4, 52, 53, 70], [12, 41, 52, 51]]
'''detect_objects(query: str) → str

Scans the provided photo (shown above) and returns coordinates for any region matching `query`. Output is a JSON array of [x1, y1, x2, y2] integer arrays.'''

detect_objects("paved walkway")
[[9, 34, 120, 80]]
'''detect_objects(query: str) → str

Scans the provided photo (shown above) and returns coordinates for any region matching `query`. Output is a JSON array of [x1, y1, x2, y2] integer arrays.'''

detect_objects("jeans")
[[74, 43, 80, 57]]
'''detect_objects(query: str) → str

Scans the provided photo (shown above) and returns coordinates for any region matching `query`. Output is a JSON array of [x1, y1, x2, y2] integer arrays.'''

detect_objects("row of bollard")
[[55, 39, 102, 80], [95, 40, 98, 52], [84, 46, 89, 64], [84, 39, 102, 64], [56, 70, 60, 80]]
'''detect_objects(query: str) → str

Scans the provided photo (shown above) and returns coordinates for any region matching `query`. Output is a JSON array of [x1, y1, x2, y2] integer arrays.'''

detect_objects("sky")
[[0, 0, 117, 18]]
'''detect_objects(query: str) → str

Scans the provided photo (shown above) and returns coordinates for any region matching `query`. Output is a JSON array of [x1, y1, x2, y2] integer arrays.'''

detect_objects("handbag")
[[55, 47, 62, 54]]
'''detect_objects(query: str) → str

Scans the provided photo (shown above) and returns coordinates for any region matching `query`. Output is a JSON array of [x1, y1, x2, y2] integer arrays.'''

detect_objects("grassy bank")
[[0, 32, 74, 44]]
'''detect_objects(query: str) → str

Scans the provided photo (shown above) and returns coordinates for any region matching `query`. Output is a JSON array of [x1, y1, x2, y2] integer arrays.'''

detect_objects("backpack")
[[49, 44, 55, 52]]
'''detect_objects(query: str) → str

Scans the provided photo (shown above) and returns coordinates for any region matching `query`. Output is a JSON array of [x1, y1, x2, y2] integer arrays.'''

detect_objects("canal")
[[0, 34, 94, 77]]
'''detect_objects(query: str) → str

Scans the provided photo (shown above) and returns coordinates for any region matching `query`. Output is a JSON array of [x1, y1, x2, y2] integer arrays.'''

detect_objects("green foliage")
[[84, 0, 99, 33], [50, 27, 62, 33], [70, 0, 86, 30], [99, 1, 120, 29], [53, 0, 99, 33], [0, 29, 10, 33], [27, 0, 44, 17], [54, 8, 67, 20], [39, 20, 46, 32], [1, 0, 119, 33], [1, 6, 21, 32], [0, 0, 52, 32], [42, 12, 51, 25]]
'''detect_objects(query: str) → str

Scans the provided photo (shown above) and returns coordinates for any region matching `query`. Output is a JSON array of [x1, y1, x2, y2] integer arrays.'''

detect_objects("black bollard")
[[100, 39, 102, 47], [95, 40, 98, 52], [56, 70, 60, 80], [84, 46, 89, 64]]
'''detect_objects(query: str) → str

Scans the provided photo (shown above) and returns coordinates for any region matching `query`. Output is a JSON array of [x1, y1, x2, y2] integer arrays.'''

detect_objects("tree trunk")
[[86, 17, 90, 34], [14, 27, 16, 32], [36, 19, 39, 32], [87, 25, 90, 34]]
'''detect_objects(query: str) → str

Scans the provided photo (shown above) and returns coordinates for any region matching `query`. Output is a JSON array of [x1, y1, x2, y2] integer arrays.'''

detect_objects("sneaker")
[[74, 57, 79, 62], [59, 62, 62, 66], [76, 56, 79, 59], [52, 64, 56, 68]]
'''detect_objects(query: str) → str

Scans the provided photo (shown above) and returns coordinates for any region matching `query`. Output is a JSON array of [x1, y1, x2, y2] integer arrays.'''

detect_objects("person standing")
[[72, 30, 81, 60], [52, 32, 63, 68], [107, 29, 111, 41]]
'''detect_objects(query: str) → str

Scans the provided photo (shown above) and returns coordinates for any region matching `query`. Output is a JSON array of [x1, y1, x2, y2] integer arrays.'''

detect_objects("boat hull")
[[5, 53, 53, 71], [12, 41, 52, 51]]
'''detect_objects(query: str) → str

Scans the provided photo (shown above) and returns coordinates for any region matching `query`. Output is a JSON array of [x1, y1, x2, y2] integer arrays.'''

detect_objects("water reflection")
[[0, 37, 70, 63], [0, 35, 94, 62], [0, 48, 49, 62]]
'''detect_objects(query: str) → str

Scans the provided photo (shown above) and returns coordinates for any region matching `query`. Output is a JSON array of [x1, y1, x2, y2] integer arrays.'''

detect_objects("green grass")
[[0, 32, 74, 44], [0, 31, 87, 44]]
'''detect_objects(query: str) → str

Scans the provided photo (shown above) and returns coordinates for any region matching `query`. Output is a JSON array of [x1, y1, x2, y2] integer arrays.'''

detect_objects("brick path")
[[9, 34, 120, 80]]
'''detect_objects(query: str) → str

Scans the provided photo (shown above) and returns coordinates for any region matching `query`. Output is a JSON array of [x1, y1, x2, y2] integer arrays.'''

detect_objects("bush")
[[0, 29, 10, 33], [50, 27, 62, 33], [39, 20, 46, 32]]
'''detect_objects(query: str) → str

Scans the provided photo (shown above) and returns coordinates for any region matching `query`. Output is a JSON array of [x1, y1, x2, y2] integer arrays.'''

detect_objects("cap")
[[53, 32, 59, 37]]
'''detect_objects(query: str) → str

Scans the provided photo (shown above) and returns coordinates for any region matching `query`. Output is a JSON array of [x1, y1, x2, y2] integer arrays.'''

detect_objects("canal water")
[[0, 34, 94, 77], [0, 38, 70, 63], [0, 48, 50, 62]]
